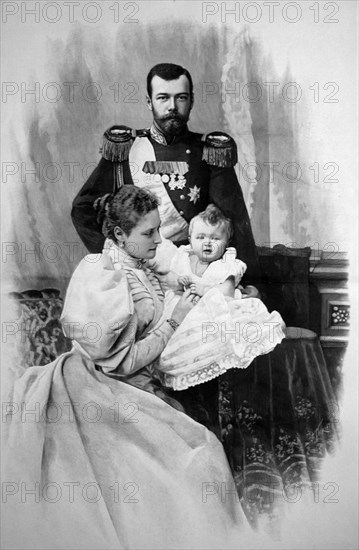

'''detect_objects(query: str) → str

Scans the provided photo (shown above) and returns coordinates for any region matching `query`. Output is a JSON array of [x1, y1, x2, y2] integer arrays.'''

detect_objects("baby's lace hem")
[[159, 322, 286, 391], [161, 352, 253, 391]]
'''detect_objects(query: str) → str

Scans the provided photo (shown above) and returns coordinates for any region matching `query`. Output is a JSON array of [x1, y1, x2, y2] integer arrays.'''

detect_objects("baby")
[[152, 205, 286, 391], [172, 204, 249, 301]]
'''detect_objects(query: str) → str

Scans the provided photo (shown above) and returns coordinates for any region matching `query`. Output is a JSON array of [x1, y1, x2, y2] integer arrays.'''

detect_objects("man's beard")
[[154, 113, 188, 136]]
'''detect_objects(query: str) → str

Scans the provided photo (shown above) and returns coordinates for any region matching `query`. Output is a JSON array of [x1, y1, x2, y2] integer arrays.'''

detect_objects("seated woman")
[[2, 187, 250, 550]]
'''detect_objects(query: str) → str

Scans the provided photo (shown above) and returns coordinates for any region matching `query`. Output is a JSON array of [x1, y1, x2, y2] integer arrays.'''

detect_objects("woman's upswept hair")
[[94, 186, 160, 241], [189, 204, 233, 241]]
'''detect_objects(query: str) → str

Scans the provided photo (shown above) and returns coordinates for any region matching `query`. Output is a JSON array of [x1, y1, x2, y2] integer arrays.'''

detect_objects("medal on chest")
[[144, 172, 187, 190], [142, 161, 201, 204]]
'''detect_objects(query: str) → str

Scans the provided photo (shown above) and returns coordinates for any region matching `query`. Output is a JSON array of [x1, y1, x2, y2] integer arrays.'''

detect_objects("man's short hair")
[[147, 63, 193, 98]]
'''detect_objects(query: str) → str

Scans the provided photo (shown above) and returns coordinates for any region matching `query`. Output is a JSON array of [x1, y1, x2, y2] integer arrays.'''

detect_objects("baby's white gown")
[[151, 240, 286, 391]]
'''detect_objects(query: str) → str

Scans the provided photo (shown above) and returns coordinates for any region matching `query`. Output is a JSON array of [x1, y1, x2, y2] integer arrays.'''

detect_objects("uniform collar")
[[150, 122, 189, 146]]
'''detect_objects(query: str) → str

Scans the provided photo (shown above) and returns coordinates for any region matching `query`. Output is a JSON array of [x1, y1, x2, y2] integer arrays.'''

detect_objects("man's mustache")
[[162, 113, 186, 121]]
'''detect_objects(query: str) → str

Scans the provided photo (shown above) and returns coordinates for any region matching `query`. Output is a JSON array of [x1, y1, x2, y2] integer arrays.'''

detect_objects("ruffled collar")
[[104, 239, 147, 270]]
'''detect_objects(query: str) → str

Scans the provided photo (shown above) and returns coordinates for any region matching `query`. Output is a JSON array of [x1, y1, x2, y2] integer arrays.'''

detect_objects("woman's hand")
[[171, 288, 195, 324], [189, 282, 206, 297]]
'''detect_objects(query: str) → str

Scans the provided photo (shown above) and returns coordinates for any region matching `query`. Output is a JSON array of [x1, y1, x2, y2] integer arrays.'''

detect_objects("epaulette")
[[202, 131, 238, 168], [100, 125, 150, 161]]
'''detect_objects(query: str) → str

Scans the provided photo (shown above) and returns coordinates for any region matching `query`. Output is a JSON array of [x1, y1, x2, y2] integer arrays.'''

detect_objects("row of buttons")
[[180, 151, 191, 215], [179, 154, 187, 213]]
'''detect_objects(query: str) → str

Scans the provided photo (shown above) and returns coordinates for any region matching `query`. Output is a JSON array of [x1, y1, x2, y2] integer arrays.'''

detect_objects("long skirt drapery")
[[2, 350, 249, 550]]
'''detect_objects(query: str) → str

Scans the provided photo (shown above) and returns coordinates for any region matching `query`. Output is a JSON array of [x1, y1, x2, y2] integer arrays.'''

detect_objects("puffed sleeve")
[[61, 254, 175, 375], [146, 238, 185, 292], [169, 245, 192, 276], [220, 247, 247, 285], [147, 236, 179, 274], [202, 248, 247, 287]]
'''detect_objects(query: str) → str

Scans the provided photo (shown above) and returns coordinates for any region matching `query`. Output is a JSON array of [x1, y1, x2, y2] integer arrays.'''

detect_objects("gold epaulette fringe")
[[100, 125, 135, 162], [202, 132, 238, 168]]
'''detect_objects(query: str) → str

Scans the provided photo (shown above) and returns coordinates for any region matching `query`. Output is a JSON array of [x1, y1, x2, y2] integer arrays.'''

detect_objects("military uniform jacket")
[[71, 125, 261, 283]]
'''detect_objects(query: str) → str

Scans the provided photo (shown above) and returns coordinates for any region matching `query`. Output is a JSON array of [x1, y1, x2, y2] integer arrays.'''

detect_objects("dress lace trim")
[[160, 336, 284, 391]]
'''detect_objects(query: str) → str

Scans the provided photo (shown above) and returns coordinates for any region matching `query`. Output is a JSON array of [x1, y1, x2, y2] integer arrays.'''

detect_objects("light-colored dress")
[[64, 239, 178, 392], [2, 240, 249, 550], [153, 242, 286, 391]]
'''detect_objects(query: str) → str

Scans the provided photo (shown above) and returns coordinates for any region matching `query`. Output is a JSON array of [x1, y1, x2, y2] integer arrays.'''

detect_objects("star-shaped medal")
[[176, 177, 187, 190], [188, 185, 200, 204]]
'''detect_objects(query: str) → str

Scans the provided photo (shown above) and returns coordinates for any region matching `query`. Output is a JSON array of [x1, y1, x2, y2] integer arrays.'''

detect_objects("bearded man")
[[71, 62, 261, 285]]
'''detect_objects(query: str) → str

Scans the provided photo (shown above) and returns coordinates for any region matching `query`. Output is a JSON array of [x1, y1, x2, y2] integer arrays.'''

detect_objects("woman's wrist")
[[166, 318, 180, 331]]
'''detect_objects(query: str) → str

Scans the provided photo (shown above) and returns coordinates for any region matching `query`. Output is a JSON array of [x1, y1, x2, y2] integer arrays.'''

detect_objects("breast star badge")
[[187, 185, 200, 204]]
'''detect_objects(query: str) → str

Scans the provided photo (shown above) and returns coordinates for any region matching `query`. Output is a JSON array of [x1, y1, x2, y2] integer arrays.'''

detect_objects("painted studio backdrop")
[[2, 1, 356, 293], [1, 2, 358, 548]]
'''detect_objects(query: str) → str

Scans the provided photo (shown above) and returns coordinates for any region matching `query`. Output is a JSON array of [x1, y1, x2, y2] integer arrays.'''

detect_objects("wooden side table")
[[309, 250, 349, 385]]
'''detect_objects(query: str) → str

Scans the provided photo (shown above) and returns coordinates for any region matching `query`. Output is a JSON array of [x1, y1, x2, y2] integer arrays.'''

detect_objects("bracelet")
[[166, 318, 180, 331]]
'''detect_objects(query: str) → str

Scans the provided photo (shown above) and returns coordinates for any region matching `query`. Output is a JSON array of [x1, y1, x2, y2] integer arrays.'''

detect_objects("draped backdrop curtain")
[[3, 23, 331, 292]]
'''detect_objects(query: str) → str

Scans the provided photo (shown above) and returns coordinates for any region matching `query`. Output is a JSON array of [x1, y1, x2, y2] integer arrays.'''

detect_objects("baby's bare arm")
[[219, 277, 235, 298], [189, 276, 236, 298]]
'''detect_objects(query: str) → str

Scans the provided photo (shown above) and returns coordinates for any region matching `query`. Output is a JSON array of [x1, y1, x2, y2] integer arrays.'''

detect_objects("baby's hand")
[[241, 285, 260, 299], [178, 275, 193, 289], [189, 282, 206, 297]]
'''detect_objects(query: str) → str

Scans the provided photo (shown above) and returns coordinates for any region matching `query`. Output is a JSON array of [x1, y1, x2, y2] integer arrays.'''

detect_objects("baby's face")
[[189, 219, 228, 262]]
